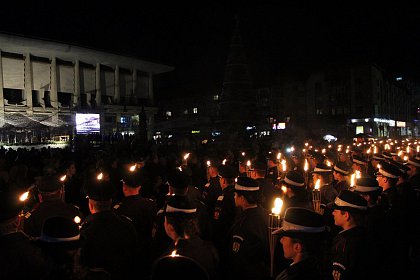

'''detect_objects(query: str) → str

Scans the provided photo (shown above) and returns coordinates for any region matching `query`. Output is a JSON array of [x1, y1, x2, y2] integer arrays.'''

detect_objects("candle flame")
[[183, 153, 190, 160], [241, 152, 245, 156], [97, 173, 103, 180], [271, 198, 283, 215], [322, 148, 326, 154], [129, 164, 136, 172], [281, 159, 287, 172], [246, 160, 251, 167], [206, 160, 211, 167], [404, 156, 408, 161], [326, 160, 331, 167], [407, 146, 410, 153], [367, 148, 371, 154], [60, 175, 67, 182], [356, 170, 361, 179], [398, 150, 403, 157], [281, 185, 287, 193], [277, 152, 281, 160], [222, 159, 227, 165], [374, 146, 377, 154], [305, 142, 309, 147], [304, 159, 309, 171], [19, 191, 29, 202], [314, 179, 321, 190]]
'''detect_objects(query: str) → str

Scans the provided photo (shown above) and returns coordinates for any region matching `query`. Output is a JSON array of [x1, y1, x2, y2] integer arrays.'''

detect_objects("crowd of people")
[[0, 137, 420, 279]]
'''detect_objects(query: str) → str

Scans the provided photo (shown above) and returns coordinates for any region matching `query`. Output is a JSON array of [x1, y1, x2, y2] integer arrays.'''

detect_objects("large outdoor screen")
[[76, 113, 100, 134]]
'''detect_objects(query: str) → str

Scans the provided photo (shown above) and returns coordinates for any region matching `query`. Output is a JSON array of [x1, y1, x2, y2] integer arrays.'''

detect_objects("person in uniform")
[[279, 171, 312, 216], [80, 171, 139, 280], [351, 155, 369, 178], [250, 161, 279, 211], [113, 163, 157, 277], [228, 177, 269, 280], [332, 162, 351, 194], [312, 163, 337, 206], [211, 165, 239, 271], [202, 165, 222, 217], [273, 207, 327, 280], [159, 195, 219, 279], [328, 190, 370, 280], [23, 174, 84, 238], [266, 153, 280, 185], [367, 154, 384, 178], [0, 190, 45, 279]]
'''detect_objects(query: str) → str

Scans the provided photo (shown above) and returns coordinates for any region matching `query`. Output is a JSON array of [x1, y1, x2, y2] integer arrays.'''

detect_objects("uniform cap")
[[406, 157, 420, 168], [218, 165, 238, 178], [36, 175, 63, 192], [280, 171, 305, 188], [151, 254, 209, 280], [250, 161, 267, 172], [382, 151, 393, 160], [84, 172, 115, 201], [331, 190, 367, 213], [121, 164, 145, 187], [389, 160, 410, 174], [167, 168, 189, 190], [35, 216, 84, 249], [378, 161, 402, 179], [164, 195, 196, 217], [272, 207, 325, 238], [312, 163, 332, 174], [352, 177, 380, 193], [333, 162, 351, 176], [352, 155, 368, 166], [234, 177, 259, 192]]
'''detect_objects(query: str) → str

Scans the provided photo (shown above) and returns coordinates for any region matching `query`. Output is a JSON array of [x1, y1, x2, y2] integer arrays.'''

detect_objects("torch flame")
[[271, 198, 283, 215], [222, 159, 227, 165], [350, 173, 356, 187], [206, 160, 211, 167], [304, 159, 309, 172], [314, 179, 321, 190], [246, 160, 251, 167], [170, 250, 179, 257], [97, 173, 103, 180], [19, 191, 29, 202], [241, 152, 245, 156], [183, 153, 190, 160], [277, 152, 281, 160], [60, 175, 67, 182], [129, 164, 136, 172], [281, 159, 287, 172]]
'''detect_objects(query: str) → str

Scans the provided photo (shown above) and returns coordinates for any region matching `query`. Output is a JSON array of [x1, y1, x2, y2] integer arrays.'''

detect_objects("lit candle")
[[222, 159, 227, 165], [19, 191, 29, 202], [60, 175, 67, 182], [129, 164, 136, 172], [97, 173, 103, 180]]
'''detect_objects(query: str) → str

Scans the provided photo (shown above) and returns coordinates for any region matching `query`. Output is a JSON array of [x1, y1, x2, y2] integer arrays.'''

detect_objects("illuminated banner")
[[397, 121, 406, 127]]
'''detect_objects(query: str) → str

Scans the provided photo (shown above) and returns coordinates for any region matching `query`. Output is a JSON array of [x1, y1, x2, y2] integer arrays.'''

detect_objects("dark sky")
[[1, 2, 420, 98]]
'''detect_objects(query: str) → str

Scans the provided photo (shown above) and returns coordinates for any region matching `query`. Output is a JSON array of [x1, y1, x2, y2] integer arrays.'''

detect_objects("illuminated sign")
[[76, 113, 100, 134], [397, 121, 406, 127], [356, 126, 364, 134]]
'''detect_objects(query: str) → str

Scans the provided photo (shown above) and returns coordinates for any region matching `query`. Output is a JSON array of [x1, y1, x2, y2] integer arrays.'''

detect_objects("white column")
[[24, 54, 33, 112], [96, 63, 101, 106], [74, 60, 80, 108], [114, 66, 120, 103], [0, 50, 5, 127], [50, 57, 58, 109]]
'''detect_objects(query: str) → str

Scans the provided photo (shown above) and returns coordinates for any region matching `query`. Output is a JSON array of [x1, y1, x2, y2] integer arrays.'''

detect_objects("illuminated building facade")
[[0, 33, 173, 143]]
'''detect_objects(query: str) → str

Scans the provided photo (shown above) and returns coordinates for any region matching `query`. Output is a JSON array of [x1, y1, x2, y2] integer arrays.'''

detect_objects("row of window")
[[165, 107, 198, 117]]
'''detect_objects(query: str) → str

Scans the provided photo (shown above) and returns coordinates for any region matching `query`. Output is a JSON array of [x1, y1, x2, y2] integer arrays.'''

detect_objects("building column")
[[74, 60, 80, 108], [24, 53, 33, 113], [0, 50, 4, 127], [148, 72, 154, 105], [132, 68, 137, 101], [50, 57, 58, 124], [96, 63, 101, 106], [114, 66, 120, 103]]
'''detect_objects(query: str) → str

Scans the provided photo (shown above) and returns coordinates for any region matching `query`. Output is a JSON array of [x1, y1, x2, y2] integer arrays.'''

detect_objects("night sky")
[[1, 2, 420, 99]]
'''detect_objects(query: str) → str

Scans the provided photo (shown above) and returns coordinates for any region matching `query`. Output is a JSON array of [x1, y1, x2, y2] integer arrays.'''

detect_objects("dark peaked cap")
[[164, 195, 196, 217], [218, 165, 238, 178], [352, 155, 367, 165], [331, 190, 367, 213], [272, 207, 325, 238], [281, 171, 305, 188], [353, 177, 380, 193], [36, 175, 63, 192], [312, 163, 332, 173], [333, 162, 351, 176], [85, 173, 115, 201], [378, 161, 402, 178], [121, 164, 145, 187], [235, 177, 259, 192]]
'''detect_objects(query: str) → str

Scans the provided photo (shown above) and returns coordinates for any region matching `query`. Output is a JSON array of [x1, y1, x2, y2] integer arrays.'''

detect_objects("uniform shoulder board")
[[113, 203, 121, 210], [24, 212, 31, 219], [217, 195, 224, 201]]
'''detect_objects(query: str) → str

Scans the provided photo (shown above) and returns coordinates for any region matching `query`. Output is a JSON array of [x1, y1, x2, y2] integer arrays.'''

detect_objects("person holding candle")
[[312, 163, 337, 206], [279, 171, 312, 217], [272, 207, 326, 280], [351, 155, 369, 178]]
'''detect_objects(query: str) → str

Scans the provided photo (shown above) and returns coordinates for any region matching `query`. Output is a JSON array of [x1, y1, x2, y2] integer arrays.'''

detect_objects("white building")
[[0, 33, 173, 142]]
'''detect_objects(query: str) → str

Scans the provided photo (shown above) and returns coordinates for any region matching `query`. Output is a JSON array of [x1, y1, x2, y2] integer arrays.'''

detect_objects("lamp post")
[[269, 198, 283, 278]]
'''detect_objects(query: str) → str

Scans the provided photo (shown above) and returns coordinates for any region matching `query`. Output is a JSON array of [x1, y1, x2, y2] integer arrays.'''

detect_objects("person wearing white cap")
[[228, 177, 269, 280], [272, 207, 326, 280], [329, 190, 370, 280]]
